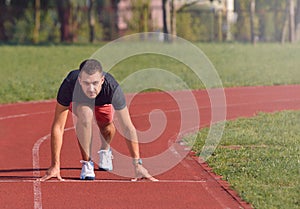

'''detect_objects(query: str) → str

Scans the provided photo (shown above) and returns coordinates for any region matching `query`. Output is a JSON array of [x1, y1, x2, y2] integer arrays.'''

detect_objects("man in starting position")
[[40, 59, 157, 181]]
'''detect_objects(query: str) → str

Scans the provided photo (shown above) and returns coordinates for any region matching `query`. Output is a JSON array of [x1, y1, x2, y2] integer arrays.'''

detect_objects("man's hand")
[[39, 166, 64, 182], [132, 164, 158, 182]]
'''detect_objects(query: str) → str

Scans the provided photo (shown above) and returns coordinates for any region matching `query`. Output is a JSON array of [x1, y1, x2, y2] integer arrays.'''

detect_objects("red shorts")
[[69, 103, 114, 127]]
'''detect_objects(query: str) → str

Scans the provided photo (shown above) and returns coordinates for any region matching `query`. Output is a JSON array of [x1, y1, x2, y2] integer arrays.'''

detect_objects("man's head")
[[78, 59, 104, 99]]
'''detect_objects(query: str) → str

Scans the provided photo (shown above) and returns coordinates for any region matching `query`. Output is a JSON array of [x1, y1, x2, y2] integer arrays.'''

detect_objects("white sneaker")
[[80, 160, 95, 180], [98, 149, 113, 171]]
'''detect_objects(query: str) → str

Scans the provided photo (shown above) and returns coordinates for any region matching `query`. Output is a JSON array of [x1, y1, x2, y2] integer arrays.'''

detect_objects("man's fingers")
[[131, 176, 159, 182], [38, 174, 52, 182], [134, 165, 159, 182], [142, 171, 159, 182], [57, 175, 65, 181], [38, 174, 64, 182], [148, 176, 159, 182]]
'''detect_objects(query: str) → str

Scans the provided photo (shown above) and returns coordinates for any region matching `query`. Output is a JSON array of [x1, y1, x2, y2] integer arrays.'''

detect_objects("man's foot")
[[98, 149, 113, 171], [80, 160, 95, 180]]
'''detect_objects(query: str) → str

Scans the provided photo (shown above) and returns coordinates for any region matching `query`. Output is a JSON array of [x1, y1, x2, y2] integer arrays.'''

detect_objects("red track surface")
[[1, 85, 300, 209]]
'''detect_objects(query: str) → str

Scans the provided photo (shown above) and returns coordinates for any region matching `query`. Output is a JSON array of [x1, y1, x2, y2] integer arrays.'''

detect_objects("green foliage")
[[39, 10, 60, 43], [97, 0, 119, 40], [256, 0, 287, 42], [234, 0, 252, 41], [176, 12, 210, 42], [126, 0, 152, 34], [189, 111, 300, 209], [11, 9, 34, 43], [2, 7, 60, 44], [0, 0, 297, 43]]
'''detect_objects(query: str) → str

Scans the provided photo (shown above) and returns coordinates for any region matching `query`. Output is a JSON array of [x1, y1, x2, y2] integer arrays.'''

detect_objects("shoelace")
[[104, 152, 112, 164], [80, 160, 93, 170]]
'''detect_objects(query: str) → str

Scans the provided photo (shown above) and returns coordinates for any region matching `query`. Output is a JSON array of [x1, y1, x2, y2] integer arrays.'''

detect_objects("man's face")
[[78, 71, 104, 99]]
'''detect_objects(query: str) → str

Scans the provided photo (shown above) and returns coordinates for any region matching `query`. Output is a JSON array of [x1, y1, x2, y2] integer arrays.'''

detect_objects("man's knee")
[[76, 105, 94, 127], [100, 122, 116, 136]]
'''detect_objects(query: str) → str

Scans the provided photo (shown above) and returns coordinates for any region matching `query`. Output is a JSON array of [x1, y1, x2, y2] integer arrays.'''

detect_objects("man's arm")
[[115, 106, 140, 158], [39, 102, 69, 181], [115, 106, 158, 181]]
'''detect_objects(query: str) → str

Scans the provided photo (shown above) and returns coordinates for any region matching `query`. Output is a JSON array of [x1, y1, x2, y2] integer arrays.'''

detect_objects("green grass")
[[188, 111, 300, 209], [0, 45, 100, 103], [1, 43, 300, 103], [201, 43, 300, 87]]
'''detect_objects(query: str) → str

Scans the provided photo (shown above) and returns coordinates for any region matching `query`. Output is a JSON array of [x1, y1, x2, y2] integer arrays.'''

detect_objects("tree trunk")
[[56, 0, 72, 42], [217, 10, 223, 42], [162, 0, 168, 33], [0, 3, 8, 41], [170, 0, 176, 39], [142, 1, 149, 33], [162, 0, 170, 41], [281, 0, 290, 44], [110, 0, 119, 40], [87, 0, 96, 43], [274, 0, 280, 42], [70, 5, 81, 43], [250, 0, 256, 44], [33, 0, 41, 44], [100, 0, 119, 41], [289, 0, 295, 42], [295, 0, 300, 41]]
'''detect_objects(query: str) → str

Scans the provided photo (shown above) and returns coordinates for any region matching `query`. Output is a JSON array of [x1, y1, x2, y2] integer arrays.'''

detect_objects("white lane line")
[[0, 111, 53, 121], [32, 127, 74, 209], [0, 179, 206, 183], [32, 134, 50, 209]]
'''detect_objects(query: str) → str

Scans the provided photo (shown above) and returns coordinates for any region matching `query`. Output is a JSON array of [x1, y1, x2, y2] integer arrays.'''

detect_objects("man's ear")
[[78, 75, 82, 85], [101, 75, 105, 84]]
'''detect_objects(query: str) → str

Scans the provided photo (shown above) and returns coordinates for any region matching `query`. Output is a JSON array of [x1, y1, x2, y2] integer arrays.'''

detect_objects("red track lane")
[[1, 85, 300, 209]]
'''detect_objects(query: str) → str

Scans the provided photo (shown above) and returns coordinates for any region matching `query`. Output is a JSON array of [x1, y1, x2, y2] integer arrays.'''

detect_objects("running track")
[[0, 85, 300, 209]]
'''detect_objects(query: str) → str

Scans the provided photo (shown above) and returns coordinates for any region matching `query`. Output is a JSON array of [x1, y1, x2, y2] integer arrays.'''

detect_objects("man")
[[40, 59, 157, 181]]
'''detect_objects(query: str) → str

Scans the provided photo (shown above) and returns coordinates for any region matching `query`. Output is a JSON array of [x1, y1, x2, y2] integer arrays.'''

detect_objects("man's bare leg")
[[99, 122, 116, 150], [75, 105, 94, 161]]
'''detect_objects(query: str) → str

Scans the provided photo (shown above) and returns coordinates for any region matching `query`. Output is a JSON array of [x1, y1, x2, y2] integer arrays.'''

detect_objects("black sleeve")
[[56, 71, 76, 107], [112, 85, 126, 110]]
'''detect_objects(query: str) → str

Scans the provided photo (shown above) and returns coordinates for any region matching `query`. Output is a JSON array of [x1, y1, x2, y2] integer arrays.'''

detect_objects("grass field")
[[188, 111, 300, 209], [1, 43, 300, 103], [1, 43, 299, 208]]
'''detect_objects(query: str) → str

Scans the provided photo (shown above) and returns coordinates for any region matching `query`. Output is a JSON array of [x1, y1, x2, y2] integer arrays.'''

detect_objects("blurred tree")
[[56, 0, 85, 42], [288, 0, 295, 42], [126, 0, 151, 34], [170, 0, 176, 37], [97, 0, 119, 40], [87, 0, 96, 42], [33, 0, 41, 43], [235, 0, 252, 41], [295, 0, 300, 41], [250, 0, 256, 44], [56, 0, 72, 42], [162, 0, 168, 32], [281, 0, 295, 43], [0, 0, 8, 41], [272, 0, 286, 42], [256, 0, 286, 42], [0, 0, 32, 41]]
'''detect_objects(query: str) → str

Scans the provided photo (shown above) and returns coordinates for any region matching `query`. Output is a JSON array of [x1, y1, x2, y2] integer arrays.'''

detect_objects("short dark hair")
[[79, 59, 103, 75]]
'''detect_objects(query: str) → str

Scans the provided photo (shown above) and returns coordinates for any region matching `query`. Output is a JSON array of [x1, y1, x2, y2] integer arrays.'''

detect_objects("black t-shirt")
[[57, 70, 126, 110]]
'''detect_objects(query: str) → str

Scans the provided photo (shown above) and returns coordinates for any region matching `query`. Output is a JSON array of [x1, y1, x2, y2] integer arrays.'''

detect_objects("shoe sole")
[[80, 176, 95, 180], [99, 167, 112, 171]]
